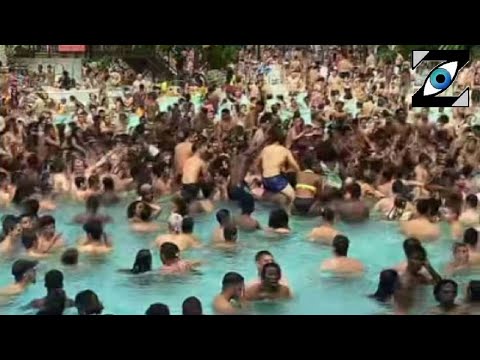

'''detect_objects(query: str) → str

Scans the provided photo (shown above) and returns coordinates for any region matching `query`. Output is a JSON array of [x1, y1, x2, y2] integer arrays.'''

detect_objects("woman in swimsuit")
[[293, 156, 322, 216]]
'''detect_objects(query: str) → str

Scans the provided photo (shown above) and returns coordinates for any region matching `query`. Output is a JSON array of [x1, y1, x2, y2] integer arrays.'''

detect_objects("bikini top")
[[296, 170, 317, 194]]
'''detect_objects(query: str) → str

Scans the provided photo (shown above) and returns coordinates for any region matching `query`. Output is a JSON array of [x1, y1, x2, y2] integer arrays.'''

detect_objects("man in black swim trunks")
[[181, 142, 208, 203]]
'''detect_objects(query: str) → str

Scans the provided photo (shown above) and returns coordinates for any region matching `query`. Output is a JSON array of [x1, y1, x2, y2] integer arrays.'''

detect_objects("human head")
[[74, 176, 87, 190], [261, 262, 282, 289], [182, 297, 203, 315], [37, 289, 67, 316], [61, 248, 79, 266], [168, 213, 183, 234], [2, 215, 20, 237], [160, 242, 180, 264], [321, 208, 335, 223], [102, 177, 115, 192], [19, 214, 34, 232], [403, 238, 421, 257], [145, 303, 170, 315], [87, 175, 100, 190], [406, 245, 427, 273], [38, 215, 56, 238], [240, 195, 255, 215], [181, 217, 194, 234], [75, 290, 104, 315], [392, 180, 404, 195], [83, 220, 104, 242], [416, 199, 430, 216], [255, 251, 274, 274], [433, 279, 458, 306], [44, 269, 64, 291], [344, 183, 362, 200], [453, 242, 469, 263], [11, 259, 38, 284], [216, 209, 231, 227], [333, 235, 350, 257], [139, 183, 154, 203], [464, 228, 478, 248], [268, 209, 289, 229], [132, 249, 152, 274], [372, 269, 399, 302], [221, 272, 245, 300], [466, 194, 478, 209], [223, 225, 238, 243], [22, 199, 39, 217]]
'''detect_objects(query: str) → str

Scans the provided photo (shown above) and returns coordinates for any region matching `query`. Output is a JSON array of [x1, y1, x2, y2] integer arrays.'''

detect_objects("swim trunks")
[[263, 174, 290, 194], [181, 183, 200, 203], [228, 182, 251, 202]]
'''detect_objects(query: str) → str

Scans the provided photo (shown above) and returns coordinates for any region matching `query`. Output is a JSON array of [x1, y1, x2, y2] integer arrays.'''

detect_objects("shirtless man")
[[459, 194, 480, 228], [181, 142, 208, 204], [248, 251, 289, 287], [414, 154, 431, 198], [373, 180, 415, 219], [335, 183, 370, 223], [212, 209, 231, 243], [429, 280, 469, 315], [445, 243, 471, 277], [77, 220, 113, 255], [258, 126, 300, 209], [309, 208, 341, 245], [174, 132, 194, 180], [320, 235, 365, 275], [0, 260, 37, 296], [155, 214, 201, 252], [245, 263, 292, 301], [36, 215, 65, 254], [0, 172, 15, 207], [401, 199, 440, 242], [463, 228, 480, 264], [213, 272, 246, 315], [234, 195, 261, 231]]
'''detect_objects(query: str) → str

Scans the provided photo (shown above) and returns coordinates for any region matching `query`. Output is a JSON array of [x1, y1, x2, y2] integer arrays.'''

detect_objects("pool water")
[[0, 199, 475, 315]]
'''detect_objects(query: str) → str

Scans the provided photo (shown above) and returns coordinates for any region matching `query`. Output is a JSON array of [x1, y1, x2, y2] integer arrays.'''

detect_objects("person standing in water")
[[234, 195, 261, 231], [335, 183, 370, 223], [309, 208, 341, 245], [429, 280, 469, 315], [401, 199, 440, 242], [320, 235, 365, 275], [245, 263, 292, 301], [0, 259, 37, 296], [459, 194, 480, 228], [463, 228, 480, 264], [292, 156, 322, 216], [445, 243, 471, 277], [213, 272, 246, 315]]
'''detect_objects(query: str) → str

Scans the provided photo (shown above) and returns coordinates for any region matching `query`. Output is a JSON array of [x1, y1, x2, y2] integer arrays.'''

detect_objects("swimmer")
[[28, 270, 74, 310], [75, 290, 104, 315], [309, 208, 341, 245], [182, 296, 203, 315], [368, 269, 399, 305], [61, 248, 79, 266], [77, 220, 113, 255], [0, 259, 37, 296], [0, 216, 22, 254], [145, 303, 170, 315], [429, 280, 469, 315], [266, 209, 291, 235], [214, 225, 239, 250], [258, 126, 300, 210], [292, 156, 322, 216], [445, 243, 471, 277], [459, 194, 480, 228], [463, 228, 480, 264], [245, 263, 292, 301], [213, 272, 246, 315], [72, 176, 89, 202], [73, 195, 113, 225], [127, 201, 159, 233], [159, 242, 201, 275], [320, 235, 365, 275], [36, 215, 65, 253], [181, 142, 209, 204], [212, 209, 232, 243], [174, 131, 194, 179], [119, 249, 152, 274], [401, 199, 440, 242], [335, 183, 370, 223], [234, 195, 261, 231]]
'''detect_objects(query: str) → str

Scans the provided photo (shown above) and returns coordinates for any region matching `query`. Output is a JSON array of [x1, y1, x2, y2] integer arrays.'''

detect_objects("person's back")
[[235, 195, 260, 232], [182, 153, 204, 185], [336, 184, 370, 223], [175, 140, 193, 176], [459, 194, 480, 228], [309, 208, 339, 245], [261, 144, 289, 178], [321, 235, 364, 275], [464, 228, 480, 264], [401, 199, 440, 241]]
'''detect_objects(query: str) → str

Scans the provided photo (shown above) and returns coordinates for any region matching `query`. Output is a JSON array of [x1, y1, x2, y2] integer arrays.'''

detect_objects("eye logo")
[[412, 50, 470, 108]]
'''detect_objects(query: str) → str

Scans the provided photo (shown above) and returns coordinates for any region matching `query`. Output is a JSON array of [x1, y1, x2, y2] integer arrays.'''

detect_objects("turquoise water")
[[0, 199, 472, 315]]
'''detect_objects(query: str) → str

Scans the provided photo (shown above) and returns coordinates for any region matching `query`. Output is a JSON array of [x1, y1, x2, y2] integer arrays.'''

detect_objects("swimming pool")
[[0, 199, 473, 315]]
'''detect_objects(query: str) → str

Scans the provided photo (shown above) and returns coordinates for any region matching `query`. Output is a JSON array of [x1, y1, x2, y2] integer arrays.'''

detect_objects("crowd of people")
[[1, 45, 480, 314]]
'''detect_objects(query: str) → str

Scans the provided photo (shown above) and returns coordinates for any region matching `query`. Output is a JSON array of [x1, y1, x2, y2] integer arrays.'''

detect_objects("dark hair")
[[181, 217, 194, 234], [408, 244, 427, 260], [240, 194, 255, 215], [416, 199, 430, 216], [223, 225, 238, 243], [268, 126, 285, 145], [216, 209, 231, 226], [160, 242, 180, 261], [255, 250, 273, 263], [268, 209, 289, 229], [87, 175, 100, 189], [61, 248, 79, 266], [182, 297, 203, 315], [392, 180, 404, 195], [21, 231, 37, 250], [261, 262, 281, 280], [466, 194, 478, 208], [22, 198, 40, 217], [403, 238, 421, 257], [37, 289, 67, 316], [75, 290, 104, 315], [38, 215, 55, 229], [45, 270, 64, 291], [370, 269, 399, 302], [346, 183, 362, 200], [2, 215, 19, 237], [433, 279, 458, 302], [145, 303, 170, 315], [129, 250, 152, 275], [172, 197, 188, 217], [83, 220, 104, 241], [102, 177, 115, 191], [321, 208, 335, 222], [464, 228, 478, 247], [86, 195, 100, 213], [74, 176, 86, 189], [222, 272, 244, 290], [333, 235, 350, 256]]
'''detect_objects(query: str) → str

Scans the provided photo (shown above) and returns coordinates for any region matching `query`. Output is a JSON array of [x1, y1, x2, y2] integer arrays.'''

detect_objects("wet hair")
[[87, 175, 100, 189], [222, 272, 244, 291], [86, 195, 100, 213], [240, 195, 255, 215], [75, 290, 104, 315], [268, 126, 286, 145], [172, 197, 188, 217], [433, 279, 458, 302], [22, 199, 40, 217], [181, 217, 194, 234], [223, 225, 238, 243], [61, 248, 79, 266], [333, 235, 350, 256], [370, 269, 399, 302], [182, 296, 203, 315], [83, 220, 104, 241], [45, 270, 64, 291], [346, 183, 362, 200], [464, 228, 478, 247], [74, 176, 86, 189], [428, 198, 441, 217], [467, 281, 480, 302], [38, 215, 55, 229], [255, 250, 273, 263], [132, 250, 152, 274], [2, 215, 19, 238], [392, 180, 404, 195], [416, 199, 430, 216], [261, 262, 282, 280], [268, 209, 289, 229], [127, 201, 142, 219], [466, 194, 478, 209], [216, 209, 231, 226], [408, 244, 427, 261], [102, 177, 115, 191], [403, 238, 421, 257], [321, 208, 335, 222], [160, 242, 180, 261], [145, 303, 170, 315]]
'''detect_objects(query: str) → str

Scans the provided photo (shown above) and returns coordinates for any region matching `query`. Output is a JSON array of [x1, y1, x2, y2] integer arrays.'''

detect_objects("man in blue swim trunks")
[[258, 126, 300, 209]]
